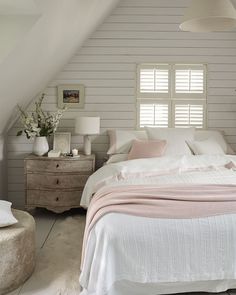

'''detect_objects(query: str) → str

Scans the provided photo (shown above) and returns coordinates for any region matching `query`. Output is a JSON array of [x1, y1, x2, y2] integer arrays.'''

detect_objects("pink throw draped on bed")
[[81, 183, 236, 268]]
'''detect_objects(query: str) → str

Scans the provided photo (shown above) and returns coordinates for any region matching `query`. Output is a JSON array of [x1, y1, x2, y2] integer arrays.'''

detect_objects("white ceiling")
[[0, 0, 40, 15], [0, 0, 42, 62], [0, 15, 40, 62]]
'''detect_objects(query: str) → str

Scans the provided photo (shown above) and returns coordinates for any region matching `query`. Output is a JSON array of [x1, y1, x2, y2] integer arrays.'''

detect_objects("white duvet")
[[80, 155, 236, 295]]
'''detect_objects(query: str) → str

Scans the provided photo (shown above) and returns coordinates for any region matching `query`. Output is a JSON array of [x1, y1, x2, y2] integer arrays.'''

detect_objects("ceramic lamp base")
[[83, 135, 91, 155]]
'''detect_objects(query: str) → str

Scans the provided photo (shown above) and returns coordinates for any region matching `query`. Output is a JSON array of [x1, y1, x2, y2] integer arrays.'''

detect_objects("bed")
[[79, 129, 236, 295]]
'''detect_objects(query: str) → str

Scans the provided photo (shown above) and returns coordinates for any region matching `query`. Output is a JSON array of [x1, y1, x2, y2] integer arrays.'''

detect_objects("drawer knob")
[[56, 164, 59, 168], [56, 179, 59, 185], [56, 197, 59, 202]]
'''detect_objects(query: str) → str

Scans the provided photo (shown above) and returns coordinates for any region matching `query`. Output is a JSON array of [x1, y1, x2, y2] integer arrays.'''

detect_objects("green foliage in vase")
[[17, 93, 66, 139]]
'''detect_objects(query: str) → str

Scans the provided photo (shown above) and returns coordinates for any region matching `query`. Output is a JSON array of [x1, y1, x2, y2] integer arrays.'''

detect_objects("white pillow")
[[0, 201, 18, 227], [107, 130, 148, 154], [146, 127, 194, 156], [187, 138, 225, 155], [195, 130, 234, 155], [106, 154, 128, 164]]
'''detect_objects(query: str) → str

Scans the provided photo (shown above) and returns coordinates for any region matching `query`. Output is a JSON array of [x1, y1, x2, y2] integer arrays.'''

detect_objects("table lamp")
[[75, 116, 100, 155]]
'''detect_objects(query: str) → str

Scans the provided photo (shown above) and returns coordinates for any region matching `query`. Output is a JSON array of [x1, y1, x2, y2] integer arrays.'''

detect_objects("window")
[[173, 101, 204, 128], [139, 102, 170, 128], [138, 65, 170, 96], [137, 64, 206, 128]]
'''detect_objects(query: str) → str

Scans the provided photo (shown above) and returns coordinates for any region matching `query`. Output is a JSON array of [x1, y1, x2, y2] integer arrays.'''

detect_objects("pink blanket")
[[81, 183, 236, 268]]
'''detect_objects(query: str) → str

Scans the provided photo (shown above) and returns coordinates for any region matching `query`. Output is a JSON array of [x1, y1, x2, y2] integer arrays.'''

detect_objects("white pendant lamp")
[[180, 0, 236, 32]]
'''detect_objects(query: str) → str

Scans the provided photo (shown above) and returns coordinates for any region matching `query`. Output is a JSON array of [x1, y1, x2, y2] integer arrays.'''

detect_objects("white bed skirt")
[[80, 279, 236, 295]]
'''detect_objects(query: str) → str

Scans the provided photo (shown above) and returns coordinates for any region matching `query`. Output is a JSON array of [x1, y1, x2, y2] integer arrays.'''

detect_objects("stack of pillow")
[[106, 128, 234, 163]]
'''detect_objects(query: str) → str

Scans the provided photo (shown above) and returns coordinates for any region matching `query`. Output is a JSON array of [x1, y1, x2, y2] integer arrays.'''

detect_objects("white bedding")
[[80, 155, 236, 295], [81, 155, 236, 208]]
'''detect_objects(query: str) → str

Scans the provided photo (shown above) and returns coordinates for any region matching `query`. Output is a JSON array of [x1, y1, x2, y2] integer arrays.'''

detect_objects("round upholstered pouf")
[[0, 209, 35, 295]]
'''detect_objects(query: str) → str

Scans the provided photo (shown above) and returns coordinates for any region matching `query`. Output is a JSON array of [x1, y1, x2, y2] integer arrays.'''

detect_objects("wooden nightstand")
[[24, 154, 95, 213]]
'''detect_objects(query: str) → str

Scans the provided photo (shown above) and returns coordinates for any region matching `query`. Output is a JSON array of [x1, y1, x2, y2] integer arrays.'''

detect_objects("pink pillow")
[[128, 140, 167, 160]]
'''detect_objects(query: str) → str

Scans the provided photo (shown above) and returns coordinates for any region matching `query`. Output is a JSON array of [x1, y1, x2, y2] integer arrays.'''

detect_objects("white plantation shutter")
[[139, 103, 169, 127], [137, 64, 207, 129], [173, 102, 205, 128], [173, 65, 206, 98], [138, 65, 170, 98]]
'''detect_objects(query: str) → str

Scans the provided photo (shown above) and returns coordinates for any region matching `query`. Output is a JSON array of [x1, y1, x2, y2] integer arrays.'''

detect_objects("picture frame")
[[57, 84, 85, 109], [53, 132, 71, 154]]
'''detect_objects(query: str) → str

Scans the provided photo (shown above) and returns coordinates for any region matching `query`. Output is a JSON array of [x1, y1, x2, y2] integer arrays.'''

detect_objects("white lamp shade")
[[180, 0, 236, 32], [75, 116, 100, 135]]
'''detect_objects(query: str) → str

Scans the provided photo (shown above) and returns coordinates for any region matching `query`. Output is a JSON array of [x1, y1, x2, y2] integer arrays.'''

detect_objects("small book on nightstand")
[[48, 150, 61, 158]]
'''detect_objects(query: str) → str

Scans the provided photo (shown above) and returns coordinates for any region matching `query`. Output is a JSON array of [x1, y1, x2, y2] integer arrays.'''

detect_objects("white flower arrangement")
[[17, 94, 66, 139]]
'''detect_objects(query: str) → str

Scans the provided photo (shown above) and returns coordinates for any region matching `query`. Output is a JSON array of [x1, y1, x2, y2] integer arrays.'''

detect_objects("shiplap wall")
[[7, 0, 236, 208]]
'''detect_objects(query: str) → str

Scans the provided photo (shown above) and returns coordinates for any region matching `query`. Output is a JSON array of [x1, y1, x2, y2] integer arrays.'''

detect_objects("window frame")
[[136, 63, 207, 129]]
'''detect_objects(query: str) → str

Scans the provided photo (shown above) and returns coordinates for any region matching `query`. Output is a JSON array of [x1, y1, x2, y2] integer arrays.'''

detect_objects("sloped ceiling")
[[0, 0, 41, 64], [0, 0, 120, 134], [0, 15, 40, 63], [0, 0, 39, 14]]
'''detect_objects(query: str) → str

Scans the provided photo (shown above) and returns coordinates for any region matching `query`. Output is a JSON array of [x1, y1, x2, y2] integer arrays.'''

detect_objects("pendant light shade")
[[180, 0, 236, 32]]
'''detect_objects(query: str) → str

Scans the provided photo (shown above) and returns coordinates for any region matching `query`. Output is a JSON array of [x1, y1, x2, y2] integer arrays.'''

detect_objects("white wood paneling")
[[7, 0, 236, 208]]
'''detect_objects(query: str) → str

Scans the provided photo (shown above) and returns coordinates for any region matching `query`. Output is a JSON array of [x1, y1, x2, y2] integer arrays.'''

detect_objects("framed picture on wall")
[[58, 84, 85, 109], [53, 132, 71, 154]]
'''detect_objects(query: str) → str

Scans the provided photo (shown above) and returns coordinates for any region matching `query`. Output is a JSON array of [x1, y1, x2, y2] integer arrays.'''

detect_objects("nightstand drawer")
[[26, 159, 93, 173], [27, 190, 82, 207], [27, 174, 89, 190]]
